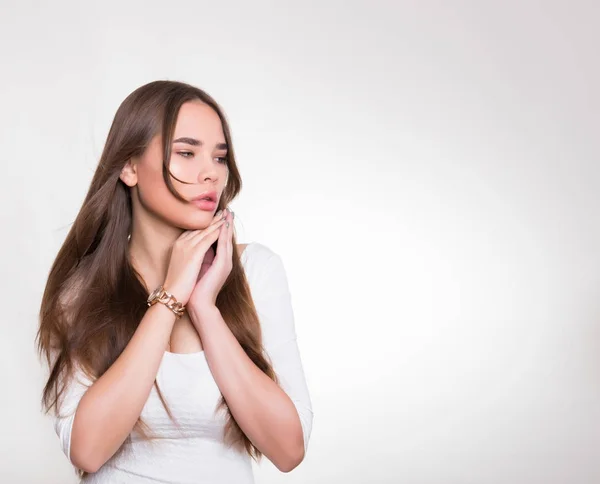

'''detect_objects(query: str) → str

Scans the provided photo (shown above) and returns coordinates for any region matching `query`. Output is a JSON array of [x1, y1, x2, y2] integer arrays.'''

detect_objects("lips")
[[192, 191, 217, 203]]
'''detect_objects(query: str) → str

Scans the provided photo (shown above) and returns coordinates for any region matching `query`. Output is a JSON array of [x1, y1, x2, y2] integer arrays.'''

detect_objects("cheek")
[[136, 166, 173, 209], [135, 168, 211, 230]]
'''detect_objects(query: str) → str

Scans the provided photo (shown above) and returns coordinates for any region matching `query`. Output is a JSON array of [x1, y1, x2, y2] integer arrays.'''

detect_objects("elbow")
[[277, 415, 308, 473], [70, 449, 103, 474], [78, 462, 102, 474], [276, 439, 305, 473], [68, 412, 122, 473], [69, 434, 108, 474], [278, 451, 304, 473]]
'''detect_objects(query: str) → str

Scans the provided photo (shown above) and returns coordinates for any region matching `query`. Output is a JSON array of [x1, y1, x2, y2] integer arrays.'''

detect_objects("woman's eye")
[[177, 152, 227, 163]]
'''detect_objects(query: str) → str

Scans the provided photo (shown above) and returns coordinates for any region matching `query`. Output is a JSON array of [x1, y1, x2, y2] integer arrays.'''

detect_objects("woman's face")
[[121, 100, 230, 230]]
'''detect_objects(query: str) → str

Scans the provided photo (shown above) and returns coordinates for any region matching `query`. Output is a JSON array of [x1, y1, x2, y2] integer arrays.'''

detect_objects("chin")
[[189, 211, 218, 226], [166, 213, 209, 231]]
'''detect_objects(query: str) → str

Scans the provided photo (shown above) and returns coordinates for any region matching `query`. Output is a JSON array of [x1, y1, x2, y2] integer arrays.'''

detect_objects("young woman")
[[36, 80, 313, 483]]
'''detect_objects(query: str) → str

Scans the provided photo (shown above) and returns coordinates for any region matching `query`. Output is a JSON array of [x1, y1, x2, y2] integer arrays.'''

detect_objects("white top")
[[53, 242, 314, 483]]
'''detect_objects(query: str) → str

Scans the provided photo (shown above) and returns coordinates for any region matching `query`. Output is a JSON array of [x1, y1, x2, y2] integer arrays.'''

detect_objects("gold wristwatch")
[[147, 285, 185, 318]]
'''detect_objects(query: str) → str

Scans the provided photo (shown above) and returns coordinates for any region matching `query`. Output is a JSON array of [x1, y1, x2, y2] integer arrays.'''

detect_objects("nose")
[[195, 152, 220, 184]]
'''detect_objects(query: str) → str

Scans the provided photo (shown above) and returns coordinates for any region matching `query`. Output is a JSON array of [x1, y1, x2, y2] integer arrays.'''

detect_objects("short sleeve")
[[53, 363, 94, 465], [248, 247, 314, 456]]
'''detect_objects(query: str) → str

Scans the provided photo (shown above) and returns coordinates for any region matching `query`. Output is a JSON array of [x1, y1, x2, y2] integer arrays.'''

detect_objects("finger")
[[226, 213, 233, 258], [190, 224, 225, 256], [223, 212, 234, 260], [212, 217, 229, 265], [189, 218, 227, 244], [212, 210, 227, 224], [179, 211, 227, 241], [189, 230, 221, 267]]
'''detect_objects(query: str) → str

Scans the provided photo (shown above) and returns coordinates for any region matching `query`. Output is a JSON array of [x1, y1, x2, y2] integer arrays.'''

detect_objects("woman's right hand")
[[163, 210, 229, 306]]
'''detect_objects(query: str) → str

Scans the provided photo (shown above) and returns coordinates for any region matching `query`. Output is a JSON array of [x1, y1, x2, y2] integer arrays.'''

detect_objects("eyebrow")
[[173, 137, 228, 150]]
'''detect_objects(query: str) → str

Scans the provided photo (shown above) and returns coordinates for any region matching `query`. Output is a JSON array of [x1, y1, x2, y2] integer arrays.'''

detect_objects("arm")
[[191, 252, 313, 472], [55, 302, 177, 473]]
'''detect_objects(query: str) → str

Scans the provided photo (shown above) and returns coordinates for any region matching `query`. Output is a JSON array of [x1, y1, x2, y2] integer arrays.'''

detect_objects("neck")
[[127, 208, 183, 291]]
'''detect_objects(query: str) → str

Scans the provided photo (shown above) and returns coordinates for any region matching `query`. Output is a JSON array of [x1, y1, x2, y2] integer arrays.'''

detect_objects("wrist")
[[147, 298, 180, 321], [162, 281, 187, 306], [148, 283, 186, 317], [189, 302, 219, 323]]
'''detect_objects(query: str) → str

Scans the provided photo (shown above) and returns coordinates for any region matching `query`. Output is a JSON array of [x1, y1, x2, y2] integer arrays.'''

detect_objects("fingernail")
[[215, 210, 223, 217]]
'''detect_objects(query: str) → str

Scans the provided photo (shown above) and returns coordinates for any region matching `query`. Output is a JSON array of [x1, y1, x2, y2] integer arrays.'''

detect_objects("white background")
[[1, 1, 599, 483]]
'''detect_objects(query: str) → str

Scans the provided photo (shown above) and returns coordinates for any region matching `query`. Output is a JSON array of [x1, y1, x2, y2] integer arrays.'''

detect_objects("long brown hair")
[[35, 80, 278, 477]]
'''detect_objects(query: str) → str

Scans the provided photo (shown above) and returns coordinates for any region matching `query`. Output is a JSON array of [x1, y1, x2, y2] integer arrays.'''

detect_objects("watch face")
[[148, 286, 163, 302]]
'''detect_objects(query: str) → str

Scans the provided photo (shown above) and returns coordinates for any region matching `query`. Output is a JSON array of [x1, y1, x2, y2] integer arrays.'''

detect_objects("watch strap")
[[147, 285, 185, 318]]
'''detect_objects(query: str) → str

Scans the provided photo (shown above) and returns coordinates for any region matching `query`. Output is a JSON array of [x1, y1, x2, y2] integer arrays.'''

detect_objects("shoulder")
[[238, 241, 279, 265], [238, 242, 289, 296]]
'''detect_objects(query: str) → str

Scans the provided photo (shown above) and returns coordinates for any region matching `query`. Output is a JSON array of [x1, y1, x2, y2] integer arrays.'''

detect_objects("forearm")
[[191, 305, 304, 472], [70, 302, 177, 473]]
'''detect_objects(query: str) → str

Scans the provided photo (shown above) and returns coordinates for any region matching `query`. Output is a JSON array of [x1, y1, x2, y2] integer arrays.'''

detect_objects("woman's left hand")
[[188, 208, 234, 313]]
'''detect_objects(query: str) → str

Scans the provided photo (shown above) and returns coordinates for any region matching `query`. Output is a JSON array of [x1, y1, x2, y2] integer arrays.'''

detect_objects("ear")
[[119, 158, 138, 187]]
